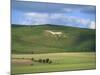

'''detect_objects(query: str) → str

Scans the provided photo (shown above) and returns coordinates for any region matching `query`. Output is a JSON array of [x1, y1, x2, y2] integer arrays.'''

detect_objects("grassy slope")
[[11, 24, 96, 54]]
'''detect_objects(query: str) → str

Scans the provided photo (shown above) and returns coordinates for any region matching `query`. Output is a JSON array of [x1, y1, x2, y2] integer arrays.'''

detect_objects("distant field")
[[11, 52, 96, 74]]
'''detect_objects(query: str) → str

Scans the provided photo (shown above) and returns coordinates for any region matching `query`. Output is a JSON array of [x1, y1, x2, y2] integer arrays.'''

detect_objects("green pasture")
[[11, 52, 96, 74]]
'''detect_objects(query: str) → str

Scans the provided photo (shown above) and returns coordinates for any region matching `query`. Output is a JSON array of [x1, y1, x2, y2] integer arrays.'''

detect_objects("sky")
[[11, 0, 96, 29]]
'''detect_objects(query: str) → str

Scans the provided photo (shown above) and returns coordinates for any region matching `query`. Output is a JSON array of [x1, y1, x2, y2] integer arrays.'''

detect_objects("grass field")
[[11, 52, 96, 74]]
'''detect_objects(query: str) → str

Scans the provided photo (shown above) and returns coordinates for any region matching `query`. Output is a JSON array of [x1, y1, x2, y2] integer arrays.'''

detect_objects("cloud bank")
[[20, 12, 95, 29]]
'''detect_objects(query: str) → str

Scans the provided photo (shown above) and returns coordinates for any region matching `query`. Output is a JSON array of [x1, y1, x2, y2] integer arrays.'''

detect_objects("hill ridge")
[[11, 24, 96, 54]]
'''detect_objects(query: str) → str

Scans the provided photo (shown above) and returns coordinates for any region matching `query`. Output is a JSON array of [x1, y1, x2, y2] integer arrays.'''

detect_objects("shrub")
[[38, 59, 42, 63], [46, 58, 49, 63], [31, 58, 34, 61], [43, 59, 46, 63], [49, 60, 52, 64]]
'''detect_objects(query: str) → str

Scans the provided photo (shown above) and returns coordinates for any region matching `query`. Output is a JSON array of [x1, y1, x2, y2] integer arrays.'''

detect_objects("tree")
[[43, 59, 45, 63], [46, 58, 49, 63], [31, 58, 34, 61], [49, 60, 52, 64], [38, 59, 42, 63]]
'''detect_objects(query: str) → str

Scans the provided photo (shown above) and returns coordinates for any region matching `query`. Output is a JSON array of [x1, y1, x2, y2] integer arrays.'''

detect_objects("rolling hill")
[[11, 24, 96, 54]]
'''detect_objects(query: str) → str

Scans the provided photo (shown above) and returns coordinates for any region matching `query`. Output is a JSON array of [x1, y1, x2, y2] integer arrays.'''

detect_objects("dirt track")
[[12, 59, 33, 65]]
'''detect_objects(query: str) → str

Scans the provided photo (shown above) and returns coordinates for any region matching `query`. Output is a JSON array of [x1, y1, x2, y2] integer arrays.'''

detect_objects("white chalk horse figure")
[[45, 30, 63, 38]]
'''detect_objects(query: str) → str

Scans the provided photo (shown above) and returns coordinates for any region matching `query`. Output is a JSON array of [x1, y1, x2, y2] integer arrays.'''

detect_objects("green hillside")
[[11, 24, 96, 54]]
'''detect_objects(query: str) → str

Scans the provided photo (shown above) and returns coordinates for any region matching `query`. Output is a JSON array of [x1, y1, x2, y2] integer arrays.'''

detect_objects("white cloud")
[[50, 13, 64, 19], [26, 13, 48, 18], [79, 19, 90, 25], [20, 12, 95, 29], [62, 8, 72, 12], [22, 12, 49, 25], [89, 21, 96, 29]]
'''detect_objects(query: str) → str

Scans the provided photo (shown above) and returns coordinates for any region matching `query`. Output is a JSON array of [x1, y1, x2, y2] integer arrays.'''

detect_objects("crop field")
[[11, 52, 96, 74]]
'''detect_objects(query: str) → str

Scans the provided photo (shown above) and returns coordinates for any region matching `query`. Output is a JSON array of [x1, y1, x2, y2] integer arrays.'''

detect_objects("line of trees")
[[31, 58, 52, 64]]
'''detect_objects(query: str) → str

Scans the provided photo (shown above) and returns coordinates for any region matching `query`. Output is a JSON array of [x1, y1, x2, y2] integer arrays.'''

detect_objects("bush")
[[49, 60, 52, 64], [38, 59, 42, 63], [43, 59, 46, 63], [37, 58, 53, 64], [46, 58, 49, 63], [31, 58, 34, 61]]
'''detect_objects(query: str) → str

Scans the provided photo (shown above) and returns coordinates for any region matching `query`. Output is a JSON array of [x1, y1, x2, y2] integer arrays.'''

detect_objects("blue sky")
[[11, 0, 96, 29]]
